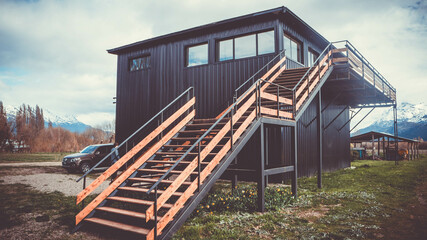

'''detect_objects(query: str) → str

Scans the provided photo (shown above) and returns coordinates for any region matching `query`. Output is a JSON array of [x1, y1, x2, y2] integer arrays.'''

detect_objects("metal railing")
[[292, 40, 397, 117], [76, 86, 194, 207]]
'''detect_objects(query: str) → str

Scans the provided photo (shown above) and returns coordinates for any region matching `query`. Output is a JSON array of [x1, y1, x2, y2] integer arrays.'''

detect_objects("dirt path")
[[379, 173, 427, 239]]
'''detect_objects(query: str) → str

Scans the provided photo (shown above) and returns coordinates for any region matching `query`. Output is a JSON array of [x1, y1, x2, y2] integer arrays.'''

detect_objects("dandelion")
[[242, 190, 245, 193], [206, 205, 210, 209], [197, 210, 199, 213], [212, 203, 215, 206]]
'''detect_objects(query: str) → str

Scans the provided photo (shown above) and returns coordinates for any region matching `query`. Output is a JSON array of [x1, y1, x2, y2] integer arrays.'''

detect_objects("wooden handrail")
[[76, 98, 195, 205], [75, 108, 195, 225], [260, 92, 292, 105], [295, 50, 332, 111]]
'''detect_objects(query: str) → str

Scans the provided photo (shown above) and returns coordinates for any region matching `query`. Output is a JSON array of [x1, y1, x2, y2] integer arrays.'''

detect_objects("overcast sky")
[[0, 0, 426, 128]]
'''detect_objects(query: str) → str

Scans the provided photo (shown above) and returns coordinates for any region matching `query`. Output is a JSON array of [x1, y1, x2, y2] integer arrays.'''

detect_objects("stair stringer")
[[159, 117, 295, 239], [294, 65, 334, 121]]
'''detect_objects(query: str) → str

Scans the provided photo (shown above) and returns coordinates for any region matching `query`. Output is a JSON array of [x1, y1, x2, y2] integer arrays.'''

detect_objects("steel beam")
[[324, 106, 349, 130], [350, 107, 375, 132], [317, 91, 323, 188], [338, 108, 362, 131], [258, 123, 265, 212], [264, 166, 295, 175]]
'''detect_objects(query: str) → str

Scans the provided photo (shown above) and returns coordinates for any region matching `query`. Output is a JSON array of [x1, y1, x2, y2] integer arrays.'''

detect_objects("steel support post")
[[393, 104, 398, 165], [372, 134, 375, 160], [292, 125, 298, 197], [257, 123, 265, 212], [317, 91, 323, 189]]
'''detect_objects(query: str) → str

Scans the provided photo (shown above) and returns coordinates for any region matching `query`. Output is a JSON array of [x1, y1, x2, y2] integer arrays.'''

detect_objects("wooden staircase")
[[74, 45, 340, 239]]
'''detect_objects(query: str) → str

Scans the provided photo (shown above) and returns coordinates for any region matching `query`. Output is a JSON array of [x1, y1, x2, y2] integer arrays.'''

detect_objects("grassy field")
[[175, 157, 427, 239], [0, 153, 71, 163], [0, 157, 426, 239]]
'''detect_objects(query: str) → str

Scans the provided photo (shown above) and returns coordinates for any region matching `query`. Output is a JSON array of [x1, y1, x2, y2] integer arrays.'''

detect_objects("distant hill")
[[354, 102, 427, 140], [5, 105, 91, 133]]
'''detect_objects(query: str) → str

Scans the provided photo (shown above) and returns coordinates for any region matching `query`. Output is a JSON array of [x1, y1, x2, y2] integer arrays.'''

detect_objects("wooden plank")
[[128, 178, 192, 185], [107, 196, 173, 208], [232, 110, 256, 144], [85, 218, 150, 235], [260, 92, 292, 105], [96, 206, 151, 220], [260, 56, 287, 80], [75, 110, 195, 225], [319, 51, 331, 67], [260, 64, 287, 92], [308, 65, 319, 81], [296, 91, 308, 111], [76, 97, 195, 204], [332, 48, 346, 53], [260, 107, 293, 119], [295, 80, 308, 99], [118, 186, 185, 196], [309, 75, 320, 92], [332, 57, 348, 63]]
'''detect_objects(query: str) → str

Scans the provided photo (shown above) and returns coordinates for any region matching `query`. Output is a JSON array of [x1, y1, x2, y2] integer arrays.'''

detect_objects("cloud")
[[0, 0, 426, 128]]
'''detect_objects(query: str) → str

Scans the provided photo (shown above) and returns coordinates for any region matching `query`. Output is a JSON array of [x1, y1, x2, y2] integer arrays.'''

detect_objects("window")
[[257, 31, 275, 55], [217, 30, 275, 61], [235, 34, 256, 59], [219, 39, 233, 61], [186, 43, 208, 67], [308, 49, 319, 67], [283, 34, 302, 63], [129, 55, 150, 71]]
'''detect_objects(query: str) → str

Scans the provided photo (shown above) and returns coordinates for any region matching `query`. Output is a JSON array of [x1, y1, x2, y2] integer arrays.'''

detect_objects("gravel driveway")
[[0, 172, 109, 196], [0, 162, 61, 167]]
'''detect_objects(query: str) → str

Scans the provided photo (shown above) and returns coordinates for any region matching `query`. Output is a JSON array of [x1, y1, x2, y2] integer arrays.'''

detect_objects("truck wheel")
[[80, 162, 91, 174]]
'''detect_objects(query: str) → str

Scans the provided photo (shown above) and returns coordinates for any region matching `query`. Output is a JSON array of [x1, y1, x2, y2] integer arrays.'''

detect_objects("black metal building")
[[107, 7, 359, 178]]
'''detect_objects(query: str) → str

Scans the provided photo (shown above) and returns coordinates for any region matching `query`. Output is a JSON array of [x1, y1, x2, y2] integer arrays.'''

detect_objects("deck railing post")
[[230, 108, 234, 149], [277, 86, 279, 118], [154, 186, 158, 240], [197, 141, 201, 192], [255, 83, 259, 118], [82, 176, 86, 209]]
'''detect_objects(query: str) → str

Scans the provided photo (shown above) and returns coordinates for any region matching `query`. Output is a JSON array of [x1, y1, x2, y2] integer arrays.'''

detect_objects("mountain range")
[[354, 102, 427, 140], [5, 105, 91, 133]]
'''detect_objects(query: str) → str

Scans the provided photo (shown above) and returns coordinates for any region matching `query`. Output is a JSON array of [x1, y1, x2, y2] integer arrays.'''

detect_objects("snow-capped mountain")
[[5, 105, 91, 133], [355, 102, 427, 139]]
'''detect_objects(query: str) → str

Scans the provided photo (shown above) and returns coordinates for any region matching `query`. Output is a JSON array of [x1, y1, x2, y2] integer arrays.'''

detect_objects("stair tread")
[[118, 186, 185, 196], [107, 196, 173, 208], [85, 217, 150, 235], [148, 160, 209, 165], [128, 177, 192, 185], [96, 206, 152, 219], [138, 168, 198, 175]]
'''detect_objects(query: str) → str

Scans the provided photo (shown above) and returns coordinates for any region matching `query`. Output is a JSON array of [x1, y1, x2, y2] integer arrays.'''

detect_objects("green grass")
[[0, 183, 79, 230], [175, 157, 427, 239], [0, 152, 72, 163]]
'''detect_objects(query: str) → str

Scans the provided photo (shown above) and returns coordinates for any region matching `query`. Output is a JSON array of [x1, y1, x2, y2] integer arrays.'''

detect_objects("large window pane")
[[235, 34, 256, 59], [284, 34, 302, 63], [257, 31, 275, 55], [187, 44, 208, 67], [219, 39, 233, 61]]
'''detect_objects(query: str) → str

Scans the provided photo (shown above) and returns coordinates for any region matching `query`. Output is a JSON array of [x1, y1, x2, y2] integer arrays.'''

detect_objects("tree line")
[[0, 101, 114, 153]]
